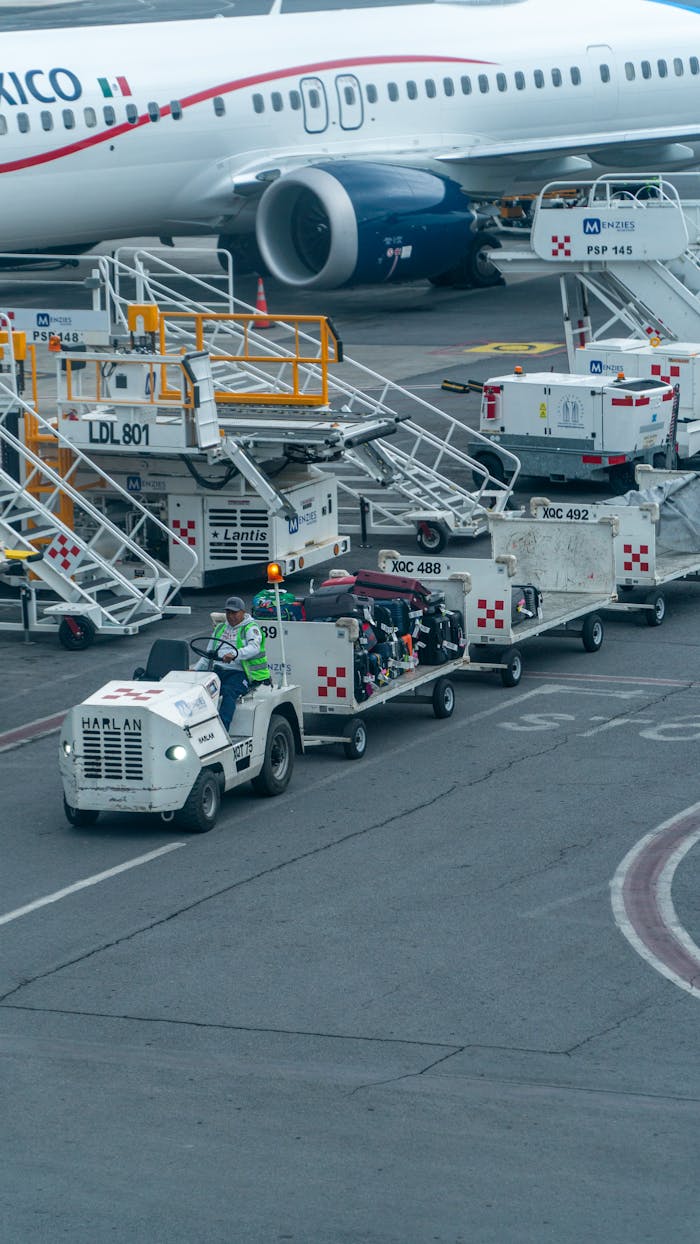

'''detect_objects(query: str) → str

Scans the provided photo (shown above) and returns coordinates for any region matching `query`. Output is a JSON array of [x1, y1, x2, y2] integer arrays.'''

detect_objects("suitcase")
[[423, 590, 446, 615], [354, 650, 372, 701], [511, 584, 543, 626], [371, 642, 393, 684], [252, 589, 305, 621], [384, 597, 411, 635], [415, 613, 450, 665], [303, 590, 376, 623], [372, 602, 397, 641], [352, 569, 432, 611], [442, 608, 466, 658]]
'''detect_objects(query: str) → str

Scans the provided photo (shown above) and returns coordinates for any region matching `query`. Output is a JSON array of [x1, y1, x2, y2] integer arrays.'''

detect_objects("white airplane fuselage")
[[2, 0, 700, 285]]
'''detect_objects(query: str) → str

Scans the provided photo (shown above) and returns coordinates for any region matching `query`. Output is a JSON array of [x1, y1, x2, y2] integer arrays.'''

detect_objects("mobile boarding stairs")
[[491, 173, 700, 363]]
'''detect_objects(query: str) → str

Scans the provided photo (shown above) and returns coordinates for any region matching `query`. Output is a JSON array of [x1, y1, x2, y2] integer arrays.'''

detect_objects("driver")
[[193, 595, 271, 731]]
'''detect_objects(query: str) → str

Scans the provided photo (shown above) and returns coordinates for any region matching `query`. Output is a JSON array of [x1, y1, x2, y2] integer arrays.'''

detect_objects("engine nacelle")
[[255, 162, 475, 290]]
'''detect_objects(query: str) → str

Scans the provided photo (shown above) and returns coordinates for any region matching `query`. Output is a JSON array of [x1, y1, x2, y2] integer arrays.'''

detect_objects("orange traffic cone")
[[255, 275, 271, 329]]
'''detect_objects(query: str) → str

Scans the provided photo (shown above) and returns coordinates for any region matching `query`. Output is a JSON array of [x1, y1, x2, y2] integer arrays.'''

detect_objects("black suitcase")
[[443, 608, 466, 657], [354, 650, 371, 701], [415, 614, 450, 665], [372, 602, 397, 641], [511, 584, 543, 626], [303, 590, 376, 623]]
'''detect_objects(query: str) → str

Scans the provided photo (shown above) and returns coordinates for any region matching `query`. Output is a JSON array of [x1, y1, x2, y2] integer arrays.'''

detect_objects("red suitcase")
[[351, 569, 431, 611]]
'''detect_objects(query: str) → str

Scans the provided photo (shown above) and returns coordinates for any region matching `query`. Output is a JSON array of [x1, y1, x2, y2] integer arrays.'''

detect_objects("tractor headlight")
[[62, 741, 72, 756], [165, 745, 188, 762]]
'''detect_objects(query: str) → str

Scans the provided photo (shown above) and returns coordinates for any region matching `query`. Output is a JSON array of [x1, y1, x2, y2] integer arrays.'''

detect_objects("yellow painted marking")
[[462, 341, 563, 355], [539, 402, 548, 419]]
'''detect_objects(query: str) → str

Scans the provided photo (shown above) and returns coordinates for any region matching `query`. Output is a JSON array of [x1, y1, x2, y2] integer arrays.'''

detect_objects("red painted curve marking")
[[0, 710, 66, 752], [0, 54, 495, 175], [612, 804, 700, 994]]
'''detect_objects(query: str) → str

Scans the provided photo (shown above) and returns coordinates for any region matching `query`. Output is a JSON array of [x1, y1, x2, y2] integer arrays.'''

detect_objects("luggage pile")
[[252, 568, 467, 703]]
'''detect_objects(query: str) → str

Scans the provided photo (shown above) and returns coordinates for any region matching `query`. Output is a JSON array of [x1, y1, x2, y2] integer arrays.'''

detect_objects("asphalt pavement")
[[1, 257, 700, 1242]]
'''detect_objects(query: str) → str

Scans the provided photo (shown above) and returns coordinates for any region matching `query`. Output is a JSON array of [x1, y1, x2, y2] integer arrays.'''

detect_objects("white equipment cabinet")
[[59, 650, 304, 832], [470, 370, 676, 487]]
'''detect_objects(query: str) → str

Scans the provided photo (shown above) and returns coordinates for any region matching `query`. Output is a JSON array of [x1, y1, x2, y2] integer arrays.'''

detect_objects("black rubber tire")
[[416, 522, 448, 555], [645, 591, 666, 627], [471, 452, 507, 488], [63, 798, 99, 827], [608, 462, 637, 492], [465, 231, 505, 289], [500, 647, 523, 687], [251, 715, 295, 796], [342, 716, 368, 760], [581, 613, 604, 652], [58, 616, 96, 651], [432, 677, 456, 719], [176, 770, 221, 833]]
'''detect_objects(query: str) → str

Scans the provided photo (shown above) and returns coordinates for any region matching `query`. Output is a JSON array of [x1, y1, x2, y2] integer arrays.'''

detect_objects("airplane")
[[2, 0, 700, 290]]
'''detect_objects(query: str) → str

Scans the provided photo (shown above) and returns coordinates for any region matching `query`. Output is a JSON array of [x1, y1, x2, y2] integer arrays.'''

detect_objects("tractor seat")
[[133, 638, 190, 682]]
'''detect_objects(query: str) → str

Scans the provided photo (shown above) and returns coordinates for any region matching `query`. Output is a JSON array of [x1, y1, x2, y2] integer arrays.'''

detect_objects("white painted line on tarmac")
[[611, 802, 700, 999], [525, 672, 693, 687], [0, 842, 186, 928]]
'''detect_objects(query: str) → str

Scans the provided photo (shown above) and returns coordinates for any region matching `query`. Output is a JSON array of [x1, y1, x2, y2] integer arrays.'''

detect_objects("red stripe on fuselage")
[[0, 54, 495, 175]]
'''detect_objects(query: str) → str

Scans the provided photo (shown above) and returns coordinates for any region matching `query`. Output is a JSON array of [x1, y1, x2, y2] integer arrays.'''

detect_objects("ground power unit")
[[470, 370, 676, 487]]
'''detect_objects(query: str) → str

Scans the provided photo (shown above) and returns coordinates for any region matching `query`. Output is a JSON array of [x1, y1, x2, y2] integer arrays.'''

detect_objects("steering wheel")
[[189, 636, 238, 662]]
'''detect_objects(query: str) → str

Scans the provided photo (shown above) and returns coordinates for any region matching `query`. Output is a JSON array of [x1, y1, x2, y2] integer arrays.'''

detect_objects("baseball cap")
[[225, 595, 246, 612]]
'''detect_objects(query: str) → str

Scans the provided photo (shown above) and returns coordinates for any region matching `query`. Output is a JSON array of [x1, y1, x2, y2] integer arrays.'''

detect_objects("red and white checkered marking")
[[650, 362, 681, 384], [476, 598, 506, 631], [46, 532, 84, 574], [623, 543, 650, 574], [317, 664, 348, 699], [172, 519, 197, 547], [101, 686, 166, 703], [551, 234, 572, 258]]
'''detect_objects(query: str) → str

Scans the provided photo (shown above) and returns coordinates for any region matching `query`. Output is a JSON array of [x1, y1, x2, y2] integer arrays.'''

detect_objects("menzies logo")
[[0, 68, 82, 107], [589, 360, 604, 375], [583, 218, 602, 235]]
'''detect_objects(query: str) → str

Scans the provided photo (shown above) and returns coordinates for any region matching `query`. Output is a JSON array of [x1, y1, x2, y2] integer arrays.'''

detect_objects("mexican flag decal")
[[98, 76, 132, 98]]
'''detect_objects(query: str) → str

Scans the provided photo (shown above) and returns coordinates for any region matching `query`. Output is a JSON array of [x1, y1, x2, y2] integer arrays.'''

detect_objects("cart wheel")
[[581, 613, 604, 652], [645, 591, 666, 627], [342, 716, 368, 760], [63, 798, 99, 828], [58, 615, 96, 651], [432, 677, 456, 718], [416, 521, 448, 555], [500, 647, 523, 687], [251, 715, 295, 796], [176, 769, 221, 833], [471, 451, 507, 488]]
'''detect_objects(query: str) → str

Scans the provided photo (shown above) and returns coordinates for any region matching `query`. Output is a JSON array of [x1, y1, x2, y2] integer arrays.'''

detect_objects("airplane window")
[[425, 79, 436, 98], [148, 101, 161, 122], [17, 112, 30, 133], [271, 91, 283, 111], [658, 59, 668, 78], [343, 85, 356, 105], [551, 68, 562, 87], [103, 106, 116, 126], [478, 74, 489, 93], [533, 69, 544, 88], [126, 104, 139, 124], [641, 60, 652, 79], [308, 89, 320, 108], [366, 84, 378, 104], [443, 77, 454, 96], [406, 80, 418, 100], [170, 101, 183, 120], [515, 70, 525, 90], [62, 109, 75, 130], [674, 57, 684, 76], [497, 73, 507, 92], [388, 82, 399, 101], [83, 106, 97, 127], [570, 66, 581, 85], [460, 75, 472, 94], [253, 93, 265, 113], [625, 62, 635, 81], [691, 57, 700, 75], [0, 116, 6, 136], [600, 64, 611, 83], [213, 97, 226, 116], [41, 111, 54, 132]]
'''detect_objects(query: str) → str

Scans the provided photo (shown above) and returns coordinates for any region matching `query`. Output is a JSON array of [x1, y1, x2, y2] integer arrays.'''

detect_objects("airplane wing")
[[436, 123, 700, 164]]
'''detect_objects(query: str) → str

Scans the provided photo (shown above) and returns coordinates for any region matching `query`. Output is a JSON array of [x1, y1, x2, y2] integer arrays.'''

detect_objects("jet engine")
[[254, 162, 480, 290]]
